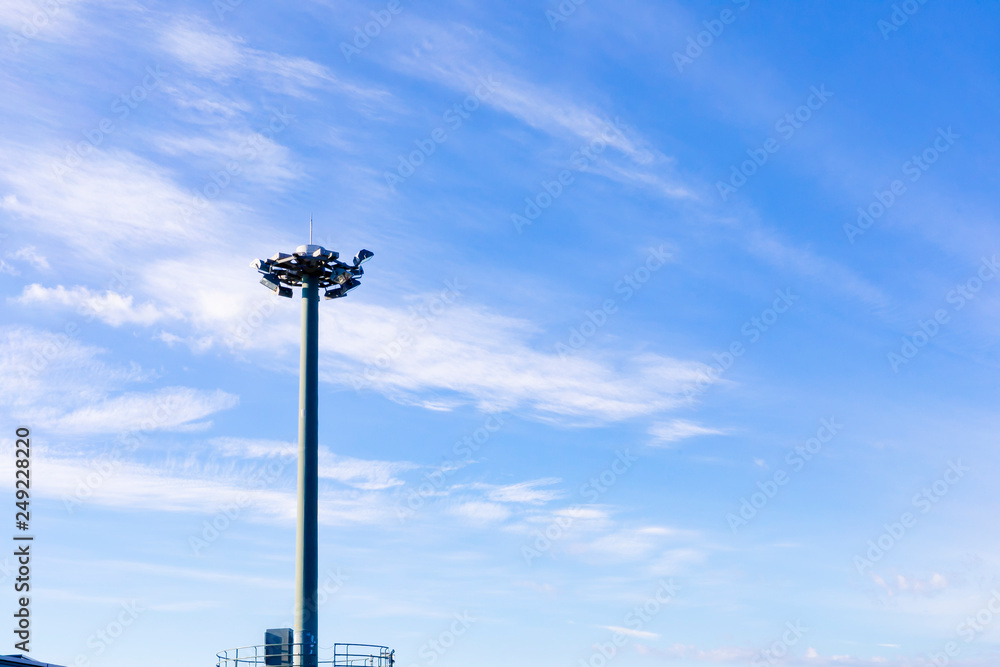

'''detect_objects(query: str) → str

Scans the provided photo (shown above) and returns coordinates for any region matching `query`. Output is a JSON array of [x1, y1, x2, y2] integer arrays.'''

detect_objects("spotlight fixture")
[[250, 244, 372, 298]]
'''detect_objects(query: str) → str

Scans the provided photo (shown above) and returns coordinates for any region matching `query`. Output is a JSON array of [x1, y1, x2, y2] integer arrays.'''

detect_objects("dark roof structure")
[[0, 656, 66, 667]]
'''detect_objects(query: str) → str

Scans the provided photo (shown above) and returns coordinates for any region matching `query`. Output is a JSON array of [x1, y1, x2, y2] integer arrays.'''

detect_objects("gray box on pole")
[[265, 628, 293, 666]]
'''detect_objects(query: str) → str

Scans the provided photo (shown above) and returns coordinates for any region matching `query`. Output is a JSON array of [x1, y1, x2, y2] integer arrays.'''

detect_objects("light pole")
[[251, 237, 374, 667]]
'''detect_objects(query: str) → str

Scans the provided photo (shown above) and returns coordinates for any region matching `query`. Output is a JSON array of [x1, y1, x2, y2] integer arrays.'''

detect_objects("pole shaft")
[[295, 273, 319, 666]]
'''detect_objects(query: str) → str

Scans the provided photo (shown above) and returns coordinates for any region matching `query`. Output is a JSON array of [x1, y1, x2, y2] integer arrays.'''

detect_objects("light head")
[[353, 249, 374, 267], [254, 241, 372, 300]]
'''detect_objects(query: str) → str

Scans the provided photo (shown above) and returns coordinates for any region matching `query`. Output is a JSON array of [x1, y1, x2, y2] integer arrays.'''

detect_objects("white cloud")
[[639, 644, 757, 663], [639, 643, 910, 665], [50, 386, 239, 435], [314, 302, 717, 424], [156, 331, 214, 352], [648, 420, 727, 446], [159, 20, 244, 78], [555, 507, 609, 522], [870, 571, 949, 599], [0, 0, 86, 41], [388, 20, 691, 199], [448, 501, 511, 523], [645, 548, 705, 576], [747, 228, 889, 308], [510, 504, 706, 568], [150, 600, 224, 612], [163, 81, 253, 119], [516, 506, 609, 531], [21, 448, 400, 526], [9, 229, 713, 430], [16, 283, 171, 326], [319, 450, 418, 491], [134, 251, 301, 345], [0, 142, 225, 258], [210, 437, 296, 459], [209, 437, 416, 491], [0, 326, 151, 409], [392, 21, 635, 154], [8, 246, 49, 270], [151, 128, 298, 187], [516, 580, 556, 595], [0, 327, 238, 438], [0, 112, 713, 428], [159, 17, 388, 101], [76, 560, 287, 590], [572, 526, 690, 562], [119, 246, 720, 425], [0, 67, 712, 430], [601, 625, 659, 640], [480, 478, 563, 505]]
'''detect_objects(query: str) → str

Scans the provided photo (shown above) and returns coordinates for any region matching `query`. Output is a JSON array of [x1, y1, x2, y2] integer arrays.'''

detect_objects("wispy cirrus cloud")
[[483, 478, 563, 505], [570, 525, 696, 563], [869, 570, 949, 600], [315, 302, 717, 424], [648, 419, 728, 446], [447, 500, 511, 524], [746, 227, 889, 309], [0, 326, 152, 408], [0, 326, 236, 436], [0, 0, 88, 43], [444, 478, 565, 508], [384, 20, 692, 199], [636, 644, 759, 663], [25, 447, 402, 525], [0, 143, 224, 257], [50, 386, 239, 435], [0, 8, 715, 431], [318, 450, 418, 491], [151, 127, 299, 187], [210, 437, 417, 491], [16, 283, 173, 326], [5, 246, 49, 271], [23, 446, 568, 529], [159, 16, 390, 102], [637, 643, 924, 665], [601, 625, 659, 640], [100, 248, 722, 425], [209, 437, 296, 459]]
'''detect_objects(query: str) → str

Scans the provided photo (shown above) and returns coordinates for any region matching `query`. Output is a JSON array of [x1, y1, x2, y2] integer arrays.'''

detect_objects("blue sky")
[[2, 0, 1000, 665]]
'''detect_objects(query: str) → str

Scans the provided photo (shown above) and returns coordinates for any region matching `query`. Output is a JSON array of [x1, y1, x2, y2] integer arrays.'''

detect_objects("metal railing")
[[333, 644, 394, 667], [217, 643, 394, 667]]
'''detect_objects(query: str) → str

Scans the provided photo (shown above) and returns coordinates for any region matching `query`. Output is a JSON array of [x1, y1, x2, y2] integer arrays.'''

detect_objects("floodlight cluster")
[[252, 244, 374, 299]]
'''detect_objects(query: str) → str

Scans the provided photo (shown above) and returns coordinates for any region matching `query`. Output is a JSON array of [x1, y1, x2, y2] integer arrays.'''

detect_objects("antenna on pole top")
[[309, 213, 313, 244]]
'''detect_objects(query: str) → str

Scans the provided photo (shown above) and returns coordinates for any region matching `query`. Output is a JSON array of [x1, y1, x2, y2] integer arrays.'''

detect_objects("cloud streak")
[[50, 386, 239, 435], [17, 283, 172, 326], [159, 16, 389, 102], [648, 419, 728, 446]]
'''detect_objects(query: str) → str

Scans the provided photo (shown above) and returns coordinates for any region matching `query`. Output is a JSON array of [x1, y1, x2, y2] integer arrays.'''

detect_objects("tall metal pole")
[[295, 271, 319, 667], [252, 239, 371, 665]]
